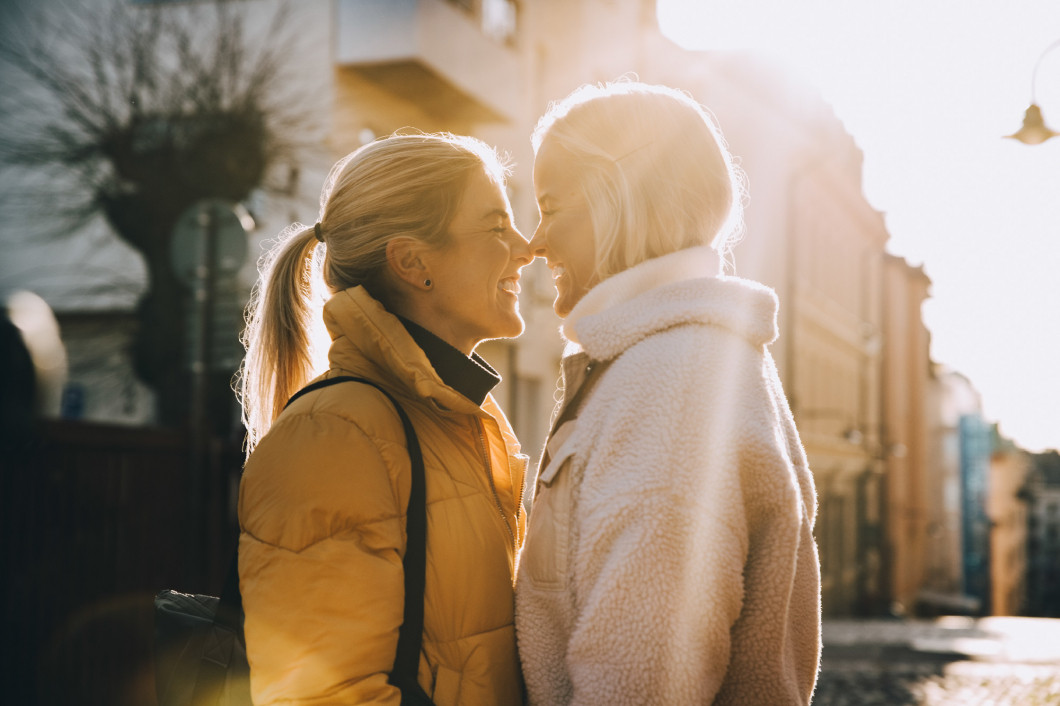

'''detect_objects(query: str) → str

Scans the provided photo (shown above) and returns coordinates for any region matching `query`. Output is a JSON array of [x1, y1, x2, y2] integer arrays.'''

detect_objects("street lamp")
[[1005, 38, 1060, 145]]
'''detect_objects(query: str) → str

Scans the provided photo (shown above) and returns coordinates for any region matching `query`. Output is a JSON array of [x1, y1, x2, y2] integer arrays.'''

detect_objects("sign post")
[[171, 199, 250, 583]]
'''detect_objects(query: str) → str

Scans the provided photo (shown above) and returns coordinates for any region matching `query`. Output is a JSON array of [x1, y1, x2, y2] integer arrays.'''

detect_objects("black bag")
[[154, 376, 433, 706], [154, 560, 249, 706]]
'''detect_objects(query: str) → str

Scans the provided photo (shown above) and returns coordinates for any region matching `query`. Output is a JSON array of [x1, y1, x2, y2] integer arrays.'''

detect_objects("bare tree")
[[0, 0, 312, 427]]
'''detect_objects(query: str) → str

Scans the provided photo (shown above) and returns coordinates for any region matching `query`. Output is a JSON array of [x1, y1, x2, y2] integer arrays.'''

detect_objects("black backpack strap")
[[282, 376, 429, 696]]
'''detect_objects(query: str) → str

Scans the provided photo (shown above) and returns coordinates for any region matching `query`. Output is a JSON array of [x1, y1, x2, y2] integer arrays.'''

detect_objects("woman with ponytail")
[[237, 133, 532, 705]]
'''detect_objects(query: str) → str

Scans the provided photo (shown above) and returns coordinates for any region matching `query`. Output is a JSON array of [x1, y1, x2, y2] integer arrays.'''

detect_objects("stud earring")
[[424, 279, 432, 288]]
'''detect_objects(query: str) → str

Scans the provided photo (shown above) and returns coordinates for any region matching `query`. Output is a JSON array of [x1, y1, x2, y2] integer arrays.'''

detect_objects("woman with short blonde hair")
[[516, 82, 821, 705]]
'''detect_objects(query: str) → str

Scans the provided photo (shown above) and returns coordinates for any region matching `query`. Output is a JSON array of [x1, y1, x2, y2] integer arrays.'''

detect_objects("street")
[[815, 618, 1060, 705]]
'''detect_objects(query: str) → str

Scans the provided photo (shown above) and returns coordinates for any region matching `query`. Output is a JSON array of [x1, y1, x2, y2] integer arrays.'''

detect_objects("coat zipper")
[[515, 460, 527, 526], [474, 418, 518, 551]]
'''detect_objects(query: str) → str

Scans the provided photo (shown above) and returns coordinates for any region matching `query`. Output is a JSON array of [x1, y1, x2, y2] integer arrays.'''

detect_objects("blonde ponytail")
[[238, 224, 322, 453]]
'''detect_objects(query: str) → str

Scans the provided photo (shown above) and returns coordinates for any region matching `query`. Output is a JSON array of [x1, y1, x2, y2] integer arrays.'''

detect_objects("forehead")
[[533, 139, 581, 197], [453, 168, 509, 221]]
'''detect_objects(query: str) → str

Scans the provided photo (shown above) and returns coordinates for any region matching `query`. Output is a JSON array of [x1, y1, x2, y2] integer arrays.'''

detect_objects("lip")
[[548, 263, 565, 280], [498, 276, 521, 295]]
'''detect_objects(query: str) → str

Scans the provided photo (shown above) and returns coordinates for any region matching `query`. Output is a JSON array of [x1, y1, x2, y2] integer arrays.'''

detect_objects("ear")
[[385, 237, 432, 290]]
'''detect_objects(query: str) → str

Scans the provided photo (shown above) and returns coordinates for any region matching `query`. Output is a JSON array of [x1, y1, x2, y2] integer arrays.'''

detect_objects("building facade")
[[879, 254, 933, 615], [921, 366, 982, 613], [1026, 450, 1060, 616], [987, 428, 1030, 615], [960, 412, 994, 609]]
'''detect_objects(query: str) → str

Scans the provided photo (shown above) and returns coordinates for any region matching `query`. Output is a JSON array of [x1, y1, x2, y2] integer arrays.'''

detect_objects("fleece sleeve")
[[238, 408, 410, 706], [565, 355, 752, 705]]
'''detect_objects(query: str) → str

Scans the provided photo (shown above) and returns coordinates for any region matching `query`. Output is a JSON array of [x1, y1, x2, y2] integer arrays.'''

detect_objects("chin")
[[489, 312, 525, 341], [549, 286, 572, 317]]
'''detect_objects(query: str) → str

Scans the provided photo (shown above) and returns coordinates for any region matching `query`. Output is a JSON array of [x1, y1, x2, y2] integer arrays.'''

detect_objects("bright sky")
[[659, 0, 1060, 453]]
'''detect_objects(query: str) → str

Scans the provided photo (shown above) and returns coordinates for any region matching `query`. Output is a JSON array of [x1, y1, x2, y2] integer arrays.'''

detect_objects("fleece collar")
[[563, 247, 779, 361], [562, 246, 722, 343]]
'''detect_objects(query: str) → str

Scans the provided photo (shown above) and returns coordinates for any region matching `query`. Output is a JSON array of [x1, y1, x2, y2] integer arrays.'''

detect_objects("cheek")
[[551, 220, 578, 258], [571, 236, 595, 279]]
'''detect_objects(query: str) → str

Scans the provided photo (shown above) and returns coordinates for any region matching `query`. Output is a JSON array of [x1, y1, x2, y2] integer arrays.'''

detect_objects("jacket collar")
[[322, 286, 490, 414], [398, 316, 500, 406], [562, 246, 779, 361]]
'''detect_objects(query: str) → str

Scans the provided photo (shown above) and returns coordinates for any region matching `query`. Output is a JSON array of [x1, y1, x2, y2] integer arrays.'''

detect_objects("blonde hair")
[[239, 133, 509, 452], [532, 81, 745, 281]]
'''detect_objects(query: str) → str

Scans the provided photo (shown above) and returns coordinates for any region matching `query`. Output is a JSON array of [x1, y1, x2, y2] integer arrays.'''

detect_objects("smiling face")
[[421, 167, 531, 354], [529, 139, 598, 318]]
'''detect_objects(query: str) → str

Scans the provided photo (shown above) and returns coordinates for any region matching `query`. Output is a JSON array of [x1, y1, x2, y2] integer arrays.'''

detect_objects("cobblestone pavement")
[[815, 647, 1060, 705], [813, 618, 1060, 705]]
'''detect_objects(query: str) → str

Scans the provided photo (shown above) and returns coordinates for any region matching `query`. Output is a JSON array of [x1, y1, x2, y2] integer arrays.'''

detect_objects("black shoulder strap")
[[259, 376, 428, 693]]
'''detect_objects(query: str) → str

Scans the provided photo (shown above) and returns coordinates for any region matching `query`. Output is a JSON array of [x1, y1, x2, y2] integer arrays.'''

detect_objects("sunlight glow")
[[659, 0, 1060, 451]]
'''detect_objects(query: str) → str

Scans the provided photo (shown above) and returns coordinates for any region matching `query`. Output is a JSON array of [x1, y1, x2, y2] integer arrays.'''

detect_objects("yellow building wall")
[[881, 255, 932, 614], [989, 443, 1030, 615]]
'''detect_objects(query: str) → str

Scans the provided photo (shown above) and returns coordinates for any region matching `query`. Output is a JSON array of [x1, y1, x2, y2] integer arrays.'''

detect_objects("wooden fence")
[[1, 419, 240, 705]]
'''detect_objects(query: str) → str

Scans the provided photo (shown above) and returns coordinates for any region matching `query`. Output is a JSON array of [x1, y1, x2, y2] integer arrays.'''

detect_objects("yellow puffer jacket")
[[239, 286, 527, 705]]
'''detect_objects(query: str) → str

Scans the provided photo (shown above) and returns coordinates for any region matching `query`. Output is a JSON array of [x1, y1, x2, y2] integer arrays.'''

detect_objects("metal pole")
[[188, 204, 219, 586]]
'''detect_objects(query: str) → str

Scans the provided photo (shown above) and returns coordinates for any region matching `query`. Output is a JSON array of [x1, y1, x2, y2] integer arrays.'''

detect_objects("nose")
[[509, 225, 533, 266], [528, 220, 548, 259]]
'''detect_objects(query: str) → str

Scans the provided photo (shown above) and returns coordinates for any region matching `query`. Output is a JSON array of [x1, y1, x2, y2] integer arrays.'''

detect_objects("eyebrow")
[[482, 207, 510, 220]]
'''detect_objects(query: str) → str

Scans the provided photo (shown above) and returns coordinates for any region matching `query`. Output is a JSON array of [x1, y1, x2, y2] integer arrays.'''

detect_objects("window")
[[482, 0, 517, 43]]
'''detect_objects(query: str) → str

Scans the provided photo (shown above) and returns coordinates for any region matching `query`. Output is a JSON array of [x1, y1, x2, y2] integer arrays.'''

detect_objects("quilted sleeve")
[[238, 404, 410, 705]]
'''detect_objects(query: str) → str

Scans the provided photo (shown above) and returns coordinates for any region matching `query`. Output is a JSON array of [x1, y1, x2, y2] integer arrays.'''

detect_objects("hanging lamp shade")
[[1006, 103, 1059, 145]]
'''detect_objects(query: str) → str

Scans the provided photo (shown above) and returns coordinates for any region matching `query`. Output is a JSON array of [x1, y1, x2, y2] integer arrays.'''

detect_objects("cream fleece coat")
[[515, 247, 821, 705]]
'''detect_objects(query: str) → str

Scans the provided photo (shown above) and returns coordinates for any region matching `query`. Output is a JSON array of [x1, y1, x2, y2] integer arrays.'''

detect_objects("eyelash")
[[491, 226, 508, 234]]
